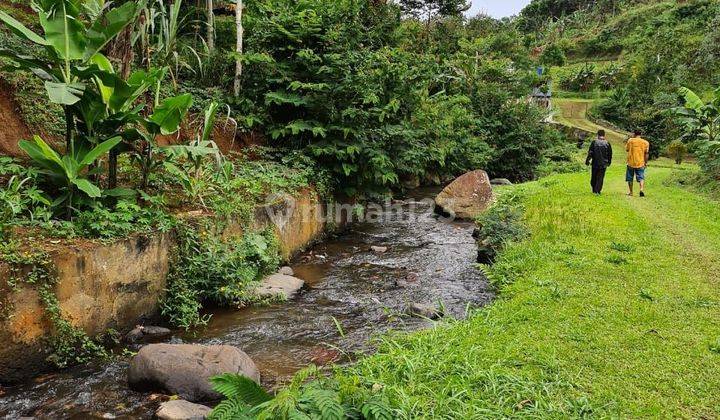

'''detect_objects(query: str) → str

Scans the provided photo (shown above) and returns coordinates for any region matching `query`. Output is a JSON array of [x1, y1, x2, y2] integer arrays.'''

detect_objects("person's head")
[[634, 130, 642, 137], [598, 129, 605, 139]]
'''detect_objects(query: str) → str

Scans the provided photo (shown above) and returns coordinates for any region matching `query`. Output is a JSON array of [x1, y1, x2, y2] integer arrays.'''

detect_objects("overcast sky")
[[466, 0, 533, 18]]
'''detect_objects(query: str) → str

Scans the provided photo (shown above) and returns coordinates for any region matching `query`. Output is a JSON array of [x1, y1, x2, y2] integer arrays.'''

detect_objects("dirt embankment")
[[0, 80, 261, 158], [0, 81, 32, 157]]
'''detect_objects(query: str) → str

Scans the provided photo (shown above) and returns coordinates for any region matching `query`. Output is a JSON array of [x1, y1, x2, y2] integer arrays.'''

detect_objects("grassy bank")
[[332, 120, 720, 418]]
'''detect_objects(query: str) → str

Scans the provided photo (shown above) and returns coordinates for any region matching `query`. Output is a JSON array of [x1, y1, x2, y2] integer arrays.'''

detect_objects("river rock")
[[370, 246, 388, 253], [435, 170, 494, 219], [128, 344, 260, 402], [254, 273, 304, 299], [155, 400, 211, 420], [279, 266, 294, 276], [125, 325, 172, 344], [408, 303, 442, 319], [490, 178, 513, 186], [126, 327, 145, 343]]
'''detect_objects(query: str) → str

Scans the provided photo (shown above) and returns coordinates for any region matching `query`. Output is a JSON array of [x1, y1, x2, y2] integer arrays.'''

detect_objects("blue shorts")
[[626, 166, 646, 182]]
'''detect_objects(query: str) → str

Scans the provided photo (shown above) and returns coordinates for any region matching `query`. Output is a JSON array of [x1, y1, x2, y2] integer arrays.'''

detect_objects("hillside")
[[525, 0, 720, 159]]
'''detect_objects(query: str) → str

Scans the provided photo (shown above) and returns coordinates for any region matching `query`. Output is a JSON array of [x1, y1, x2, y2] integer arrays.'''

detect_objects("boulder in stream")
[[125, 325, 172, 344], [254, 273, 304, 299], [435, 170, 494, 219], [155, 400, 211, 420], [279, 266, 295, 276], [370, 245, 388, 254], [128, 344, 260, 402]]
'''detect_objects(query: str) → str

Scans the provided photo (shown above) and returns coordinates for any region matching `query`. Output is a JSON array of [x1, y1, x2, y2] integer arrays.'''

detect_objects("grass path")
[[335, 100, 720, 418], [553, 98, 629, 145]]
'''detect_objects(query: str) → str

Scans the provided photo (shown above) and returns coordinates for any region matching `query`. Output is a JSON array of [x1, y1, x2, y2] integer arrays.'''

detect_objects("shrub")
[[475, 192, 529, 263], [667, 140, 688, 165], [71, 201, 175, 239], [160, 225, 281, 329], [540, 44, 566, 66], [0, 157, 52, 229], [483, 102, 562, 182]]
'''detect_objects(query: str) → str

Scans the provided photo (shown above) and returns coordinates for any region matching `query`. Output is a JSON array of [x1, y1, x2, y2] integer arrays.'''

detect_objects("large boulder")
[[155, 400, 212, 420], [254, 273, 304, 299], [435, 170, 494, 219], [128, 344, 260, 402]]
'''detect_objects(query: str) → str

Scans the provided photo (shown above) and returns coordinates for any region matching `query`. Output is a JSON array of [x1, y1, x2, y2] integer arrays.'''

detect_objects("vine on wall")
[[0, 241, 108, 368]]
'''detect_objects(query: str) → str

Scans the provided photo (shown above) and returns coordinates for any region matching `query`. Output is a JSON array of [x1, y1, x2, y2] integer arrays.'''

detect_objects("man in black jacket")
[[585, 129, 612, 194]]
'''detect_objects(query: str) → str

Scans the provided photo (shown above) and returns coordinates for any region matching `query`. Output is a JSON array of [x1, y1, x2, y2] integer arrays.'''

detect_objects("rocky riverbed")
[[0, 187, 493, 419]]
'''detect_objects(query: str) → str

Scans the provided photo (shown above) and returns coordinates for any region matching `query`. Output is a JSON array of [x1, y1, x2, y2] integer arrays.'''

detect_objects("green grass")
[[332, 104, 720, 418]]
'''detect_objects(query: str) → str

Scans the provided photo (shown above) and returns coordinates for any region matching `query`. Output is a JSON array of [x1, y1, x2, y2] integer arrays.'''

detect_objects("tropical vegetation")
[[1, 0, 719, 418]]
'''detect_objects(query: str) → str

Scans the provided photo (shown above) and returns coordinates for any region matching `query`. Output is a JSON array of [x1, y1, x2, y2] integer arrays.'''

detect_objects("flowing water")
[[0, 187, 493, 419]]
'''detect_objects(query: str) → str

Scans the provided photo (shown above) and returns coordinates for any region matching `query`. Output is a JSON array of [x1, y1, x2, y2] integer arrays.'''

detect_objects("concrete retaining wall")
[[0, 188, 333, 384]]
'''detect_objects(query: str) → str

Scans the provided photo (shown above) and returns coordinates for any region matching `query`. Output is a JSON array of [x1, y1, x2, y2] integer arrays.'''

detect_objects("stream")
[[0, 187, 493, 419]]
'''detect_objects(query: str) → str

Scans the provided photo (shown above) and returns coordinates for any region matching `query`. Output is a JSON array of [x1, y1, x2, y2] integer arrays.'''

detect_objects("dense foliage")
[[206, 0, 565, 194]]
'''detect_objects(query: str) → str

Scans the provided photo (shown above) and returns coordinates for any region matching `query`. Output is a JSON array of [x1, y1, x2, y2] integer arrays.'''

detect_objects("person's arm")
[[586, 141, 595, 166], [608, 143, 613, 166], [644, 143, 650, 167]]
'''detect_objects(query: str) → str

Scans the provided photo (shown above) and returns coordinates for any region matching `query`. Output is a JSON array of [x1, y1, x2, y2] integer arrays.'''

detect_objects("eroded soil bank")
[[0, 187, 492, 419]]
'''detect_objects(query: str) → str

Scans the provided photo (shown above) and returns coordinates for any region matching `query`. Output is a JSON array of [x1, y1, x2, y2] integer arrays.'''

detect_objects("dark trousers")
[[591, 167, 607, 193]]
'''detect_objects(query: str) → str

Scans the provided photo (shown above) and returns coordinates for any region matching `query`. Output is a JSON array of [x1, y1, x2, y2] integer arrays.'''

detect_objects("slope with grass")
[[332, 102, 720, 418]]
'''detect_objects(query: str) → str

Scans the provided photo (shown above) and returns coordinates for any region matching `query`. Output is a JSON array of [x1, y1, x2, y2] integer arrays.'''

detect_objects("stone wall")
[[0, 189, 333, 384]]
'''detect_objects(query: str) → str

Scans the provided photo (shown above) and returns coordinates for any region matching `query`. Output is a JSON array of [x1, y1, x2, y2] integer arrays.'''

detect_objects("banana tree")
[[674, 86, 720, 177], [0, 0, 146, 151], [19, 135, 122, 218], [0, 0, 147, 197], [675, 87, 720, 144], [120, 93, 194, 190]]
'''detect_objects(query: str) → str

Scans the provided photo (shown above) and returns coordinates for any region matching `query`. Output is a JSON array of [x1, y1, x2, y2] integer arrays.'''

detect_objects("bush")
[[696, 142, 720, 179], [667, 140, 688, 165], [475, 192, 529, 263], [0, 157, 52, 230], [72, 201, 175, 239], [483, 102, 563, 182], [160, 225, 281, 329], [540, 44, 566, 66]]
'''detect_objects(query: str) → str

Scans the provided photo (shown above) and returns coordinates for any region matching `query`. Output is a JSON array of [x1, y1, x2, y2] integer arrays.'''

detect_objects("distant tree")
[[518, 0, 622, 32], [207, 0, 215, 51], [539, 43, 566, 66], [399, 0, 471, 20], [234, 0, 243, 97]]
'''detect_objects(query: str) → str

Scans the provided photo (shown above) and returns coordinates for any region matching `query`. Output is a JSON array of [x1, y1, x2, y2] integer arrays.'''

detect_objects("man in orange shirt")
[[626, 130, 650, 197]]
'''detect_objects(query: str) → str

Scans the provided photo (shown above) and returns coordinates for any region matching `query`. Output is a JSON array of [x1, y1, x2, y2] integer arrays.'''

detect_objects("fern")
[[210, 368, 396, 420], [360, 398, 394, 420], [211, 373, 273, 406], [299, 389, 344, 420], [209, 397, 254, 420]]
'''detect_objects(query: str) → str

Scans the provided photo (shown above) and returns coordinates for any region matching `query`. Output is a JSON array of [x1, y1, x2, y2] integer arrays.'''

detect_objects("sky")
[[466, 0, 533, 18]]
